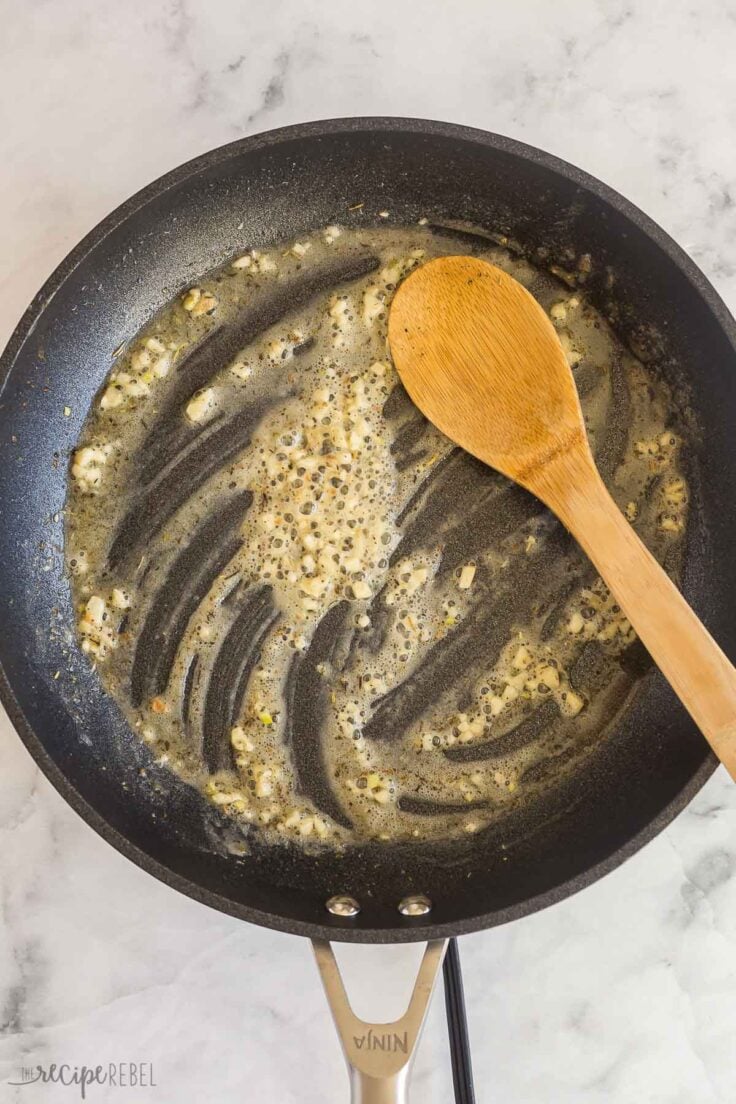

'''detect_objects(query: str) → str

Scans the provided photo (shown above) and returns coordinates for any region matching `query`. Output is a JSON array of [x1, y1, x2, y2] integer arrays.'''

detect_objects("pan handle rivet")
[[326, 895, 360, 917], [398, 894, 432, 917]]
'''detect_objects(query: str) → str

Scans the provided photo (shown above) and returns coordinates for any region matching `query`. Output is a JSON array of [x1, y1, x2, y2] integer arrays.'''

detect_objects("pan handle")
[[312, 939, 448, 1103]]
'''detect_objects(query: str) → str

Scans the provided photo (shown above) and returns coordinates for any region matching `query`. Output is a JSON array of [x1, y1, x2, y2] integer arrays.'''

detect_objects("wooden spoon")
[[388, 254, 736, 778]]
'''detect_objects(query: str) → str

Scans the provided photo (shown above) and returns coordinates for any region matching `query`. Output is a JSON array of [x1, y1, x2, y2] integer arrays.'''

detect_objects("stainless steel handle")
[[313, 939, 448, 1104], [348, 1067, 410, 1104]]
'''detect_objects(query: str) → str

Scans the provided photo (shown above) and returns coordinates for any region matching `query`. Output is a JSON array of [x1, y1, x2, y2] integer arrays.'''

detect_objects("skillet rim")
[[0, 116, 727, 943]]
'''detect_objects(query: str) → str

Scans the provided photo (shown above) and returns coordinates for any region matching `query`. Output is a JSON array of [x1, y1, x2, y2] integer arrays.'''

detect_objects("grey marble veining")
[[2, 1, 736, 1100]]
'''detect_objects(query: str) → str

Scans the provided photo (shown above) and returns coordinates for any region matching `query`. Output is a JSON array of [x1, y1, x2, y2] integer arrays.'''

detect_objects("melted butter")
[[66, 223, 690, 849]]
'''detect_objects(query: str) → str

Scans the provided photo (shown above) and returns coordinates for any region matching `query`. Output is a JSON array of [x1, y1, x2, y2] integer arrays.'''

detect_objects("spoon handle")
[[537, 450, 736, 778]]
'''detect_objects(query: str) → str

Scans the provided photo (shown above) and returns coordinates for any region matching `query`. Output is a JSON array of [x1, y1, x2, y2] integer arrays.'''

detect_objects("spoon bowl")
[[388, 255, 590, 491]]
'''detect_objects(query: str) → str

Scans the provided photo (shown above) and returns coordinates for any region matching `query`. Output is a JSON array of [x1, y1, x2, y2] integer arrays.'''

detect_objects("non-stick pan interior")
[[1, 119, 734, 941]]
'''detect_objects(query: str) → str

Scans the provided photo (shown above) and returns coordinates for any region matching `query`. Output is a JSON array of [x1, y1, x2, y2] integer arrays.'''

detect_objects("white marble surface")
[[2, 1, 736, 1100]]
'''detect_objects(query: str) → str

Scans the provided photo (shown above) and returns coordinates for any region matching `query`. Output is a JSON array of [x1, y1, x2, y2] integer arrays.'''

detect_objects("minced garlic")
[[458, 564, 476, 590], [71, 442, 115, 493], [185, 388, 216, 423]]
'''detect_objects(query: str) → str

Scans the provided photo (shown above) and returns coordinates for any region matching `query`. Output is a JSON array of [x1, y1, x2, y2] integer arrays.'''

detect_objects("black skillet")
[[1, 118, 735, 1099]]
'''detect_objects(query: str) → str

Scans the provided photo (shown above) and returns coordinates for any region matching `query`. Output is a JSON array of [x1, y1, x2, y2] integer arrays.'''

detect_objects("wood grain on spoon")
[[388, 254, 736, 779]]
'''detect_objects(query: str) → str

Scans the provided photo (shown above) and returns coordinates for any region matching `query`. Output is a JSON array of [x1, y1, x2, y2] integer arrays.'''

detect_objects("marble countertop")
[[3, 2, 736, 1100]]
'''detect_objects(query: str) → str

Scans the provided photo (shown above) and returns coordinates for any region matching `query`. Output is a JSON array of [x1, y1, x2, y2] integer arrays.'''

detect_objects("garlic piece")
[[182, 287, 202, 311], [458, 564, 476, 590], [231, 361, 253, 381], [362, 286, 385, 326], [111, 588, 131, 610], [71, 442, 114, 493], [185, 388, 216, 424]]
